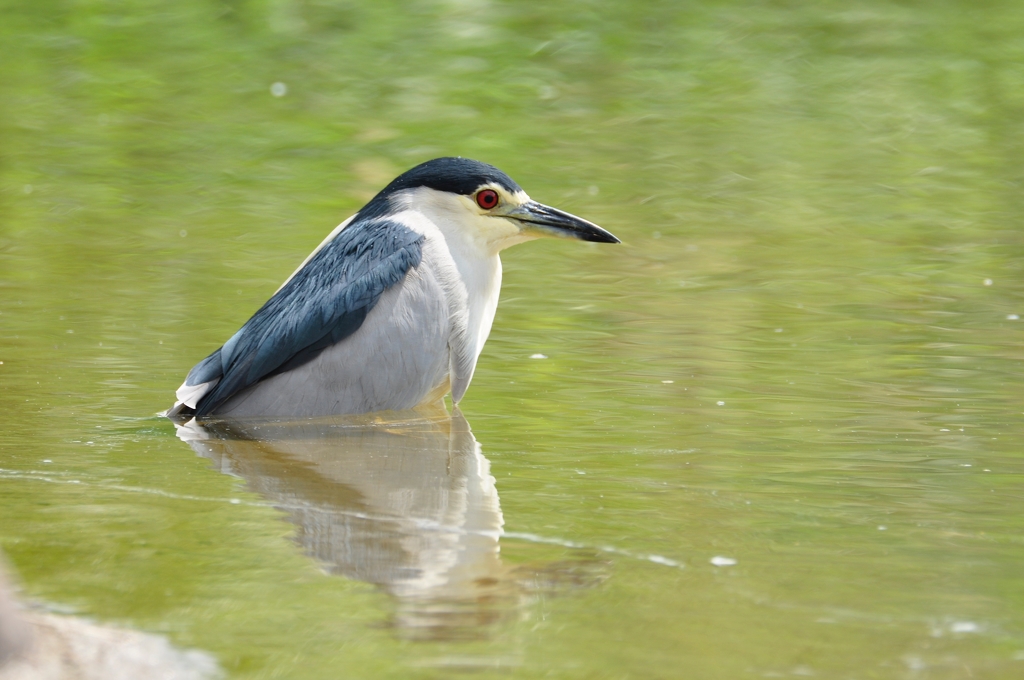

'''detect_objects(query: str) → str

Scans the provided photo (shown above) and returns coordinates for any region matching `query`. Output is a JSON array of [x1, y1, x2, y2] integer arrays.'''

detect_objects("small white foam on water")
[[903, 656, 926, 671], [503, 532, 585, 549], [504, 531, 684, 569], [931, 620, 984, 637], [0, 468, 267, 507]]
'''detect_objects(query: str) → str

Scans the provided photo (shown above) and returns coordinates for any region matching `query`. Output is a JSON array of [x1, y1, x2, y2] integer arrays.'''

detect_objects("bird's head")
[[365, 157, 620, 253]]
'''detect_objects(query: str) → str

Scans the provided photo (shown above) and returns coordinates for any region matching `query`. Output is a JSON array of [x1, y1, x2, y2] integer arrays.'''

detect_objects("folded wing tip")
[[167, 378, 219, 418]]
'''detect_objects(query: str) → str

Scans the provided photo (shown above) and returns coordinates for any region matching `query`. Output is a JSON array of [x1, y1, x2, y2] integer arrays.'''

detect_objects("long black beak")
[[506, 201, 620, 243]]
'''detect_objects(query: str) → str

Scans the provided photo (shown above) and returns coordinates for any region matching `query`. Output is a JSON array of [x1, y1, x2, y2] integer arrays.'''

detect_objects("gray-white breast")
[[167, 157, 619, 419]]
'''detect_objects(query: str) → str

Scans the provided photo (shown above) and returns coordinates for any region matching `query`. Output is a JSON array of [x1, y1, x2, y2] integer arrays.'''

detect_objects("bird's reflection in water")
[[175, 410, 604, 641]]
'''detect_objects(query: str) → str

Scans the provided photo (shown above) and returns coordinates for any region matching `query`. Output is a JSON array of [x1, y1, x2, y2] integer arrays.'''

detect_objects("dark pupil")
[[478, 191, 497, 208]]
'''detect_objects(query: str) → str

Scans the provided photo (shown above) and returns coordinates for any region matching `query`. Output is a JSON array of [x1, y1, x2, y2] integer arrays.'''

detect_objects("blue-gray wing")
[[183, 218, 423, 416]]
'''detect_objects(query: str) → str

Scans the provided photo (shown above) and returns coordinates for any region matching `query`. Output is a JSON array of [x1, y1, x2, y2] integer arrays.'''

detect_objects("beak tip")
[[583, 228, 621, 244]]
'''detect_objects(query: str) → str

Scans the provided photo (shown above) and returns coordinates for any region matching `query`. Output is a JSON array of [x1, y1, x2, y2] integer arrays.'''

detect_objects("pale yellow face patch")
[[391, 185, 541, 255], [453, 184, 538, 252]]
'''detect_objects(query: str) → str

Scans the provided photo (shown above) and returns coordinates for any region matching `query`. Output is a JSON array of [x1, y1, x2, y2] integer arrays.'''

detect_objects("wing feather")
[[177, 218, 423, 417]]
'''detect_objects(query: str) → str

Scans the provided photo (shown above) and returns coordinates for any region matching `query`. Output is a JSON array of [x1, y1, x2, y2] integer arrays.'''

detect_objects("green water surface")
[[2, 0, 1023, 677]]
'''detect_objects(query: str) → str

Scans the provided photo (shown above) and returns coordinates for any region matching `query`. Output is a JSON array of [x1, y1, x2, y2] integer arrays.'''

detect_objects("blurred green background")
[[2, 0, 1023, 677]]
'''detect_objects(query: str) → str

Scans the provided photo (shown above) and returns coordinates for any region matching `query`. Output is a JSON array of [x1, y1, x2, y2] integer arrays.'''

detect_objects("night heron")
[[168, 157, 619, 419]]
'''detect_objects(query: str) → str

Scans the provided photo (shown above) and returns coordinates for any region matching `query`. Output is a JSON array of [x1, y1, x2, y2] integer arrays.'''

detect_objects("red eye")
[[476, 189, 499, 209]]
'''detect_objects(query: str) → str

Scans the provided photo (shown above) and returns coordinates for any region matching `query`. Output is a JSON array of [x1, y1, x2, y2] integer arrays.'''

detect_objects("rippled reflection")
[[174, 410, 600, 640]]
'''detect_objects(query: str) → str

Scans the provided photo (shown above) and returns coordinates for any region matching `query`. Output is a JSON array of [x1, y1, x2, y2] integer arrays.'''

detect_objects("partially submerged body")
[[168, 157, 618, 420]]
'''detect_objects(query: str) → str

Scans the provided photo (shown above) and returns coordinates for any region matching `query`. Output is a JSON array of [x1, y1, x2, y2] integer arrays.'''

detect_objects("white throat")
[[389, 187, 527, 394]]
